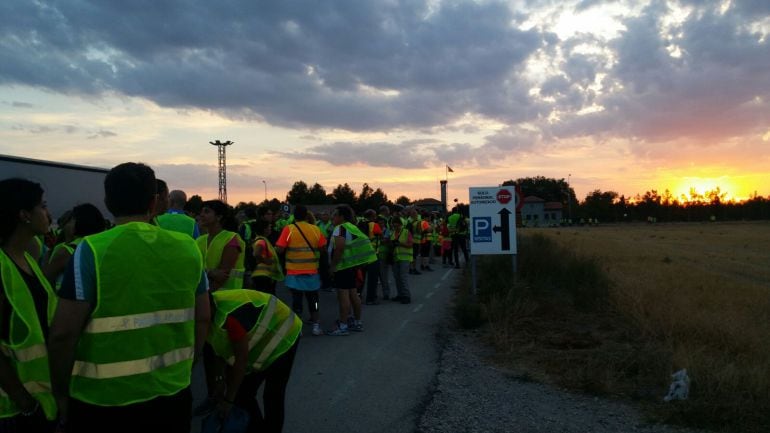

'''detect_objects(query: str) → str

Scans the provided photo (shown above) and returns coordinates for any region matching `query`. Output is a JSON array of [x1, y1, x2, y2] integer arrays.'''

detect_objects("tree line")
[[183, 177, 770, 222]]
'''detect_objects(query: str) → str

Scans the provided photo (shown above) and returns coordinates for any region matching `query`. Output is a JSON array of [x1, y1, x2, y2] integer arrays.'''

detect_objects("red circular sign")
[[497, 189, 512, 204]]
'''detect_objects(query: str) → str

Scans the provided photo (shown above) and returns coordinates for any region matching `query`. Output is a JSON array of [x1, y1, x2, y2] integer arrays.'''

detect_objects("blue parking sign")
[[472, 217, 492, 242]]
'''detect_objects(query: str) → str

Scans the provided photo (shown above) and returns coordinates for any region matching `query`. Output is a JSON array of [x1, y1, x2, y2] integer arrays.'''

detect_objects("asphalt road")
[[191, 264, 459, 433]]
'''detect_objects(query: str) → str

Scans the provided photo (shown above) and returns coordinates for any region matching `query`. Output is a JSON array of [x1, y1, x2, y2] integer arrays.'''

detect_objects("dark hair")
[[155, 179, 168, 195], [72, 203, 106, 237], [0, 178, 44, 243], [334, 205, 354, 222], [202, 200, 238, 232], [293, 204, 308, 221], [104, 162, 156, 217], [253, 219, 271, 237], [244, 207, 258, 219]]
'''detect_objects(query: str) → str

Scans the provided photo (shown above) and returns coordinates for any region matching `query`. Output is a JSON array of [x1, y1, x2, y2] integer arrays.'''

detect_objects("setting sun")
[[670, 177, 741, 203]]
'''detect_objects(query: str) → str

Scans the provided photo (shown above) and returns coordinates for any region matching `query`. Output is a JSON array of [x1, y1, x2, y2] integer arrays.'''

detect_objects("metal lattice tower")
[[209, 140, 234, 203]]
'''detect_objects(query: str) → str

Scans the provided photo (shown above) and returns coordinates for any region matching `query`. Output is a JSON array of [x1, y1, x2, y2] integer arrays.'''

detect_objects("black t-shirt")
[[0, 261, 50, 342]]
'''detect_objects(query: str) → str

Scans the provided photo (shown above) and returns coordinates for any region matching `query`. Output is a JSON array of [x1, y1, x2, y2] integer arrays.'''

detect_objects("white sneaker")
[[312, 322, 323, 336]]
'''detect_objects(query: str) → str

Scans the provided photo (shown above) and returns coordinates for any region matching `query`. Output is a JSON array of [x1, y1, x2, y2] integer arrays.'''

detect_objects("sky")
[[1, 0, 769, 205]]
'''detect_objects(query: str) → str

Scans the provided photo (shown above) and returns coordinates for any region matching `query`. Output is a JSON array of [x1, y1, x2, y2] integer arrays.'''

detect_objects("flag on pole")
[[446, 165, 454, 173]]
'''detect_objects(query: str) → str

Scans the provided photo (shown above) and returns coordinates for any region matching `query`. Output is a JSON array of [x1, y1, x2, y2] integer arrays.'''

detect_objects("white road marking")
[[441, 270, 453, 281], [412, 304, 424, 313], [425, 292, 434, 299]]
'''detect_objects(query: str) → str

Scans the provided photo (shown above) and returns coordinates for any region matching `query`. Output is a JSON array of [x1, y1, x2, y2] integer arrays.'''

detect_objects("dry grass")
[[528, 221, 770, 431]]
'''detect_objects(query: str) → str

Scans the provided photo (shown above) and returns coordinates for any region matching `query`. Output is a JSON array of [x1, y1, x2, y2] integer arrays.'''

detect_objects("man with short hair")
[[48, 162, 210, 433], [156, 189, 200, 238]]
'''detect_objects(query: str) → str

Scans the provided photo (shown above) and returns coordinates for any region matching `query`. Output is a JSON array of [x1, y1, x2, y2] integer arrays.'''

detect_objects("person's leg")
[[365, 259, 380, 303], [379, 260, 391, 299], [235, 372, 264, 432], [452, 235, 461, 268], [336, 287, 351, 324], [262, 340, 299, 433], [290, 288, 304, 316], [350, 283, 362, 320], [460, 236, 469, 263], [306, 290, 320, 324]]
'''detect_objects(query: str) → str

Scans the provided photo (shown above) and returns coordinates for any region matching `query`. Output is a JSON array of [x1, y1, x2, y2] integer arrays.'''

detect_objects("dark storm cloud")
[[547, 1, 770, 146], [286, 139, 478, 169], [2, 0, 769, 164], [0, 0, 542, 131]]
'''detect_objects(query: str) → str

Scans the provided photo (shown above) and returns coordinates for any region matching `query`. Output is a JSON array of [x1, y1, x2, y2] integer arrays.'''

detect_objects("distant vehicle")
[[1, 154, 110, 222]]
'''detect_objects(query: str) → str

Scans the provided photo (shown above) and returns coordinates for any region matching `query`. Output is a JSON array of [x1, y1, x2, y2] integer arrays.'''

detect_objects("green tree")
[[395, 195, 411, 207], [331, 183, 357, 205], [286, 181, 310, 204], [581, 190, 619, 221], [307, 183, 329, 204]]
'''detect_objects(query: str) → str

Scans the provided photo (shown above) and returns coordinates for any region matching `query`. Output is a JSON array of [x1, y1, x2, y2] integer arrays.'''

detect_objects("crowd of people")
[[0, 162, 470, 433]]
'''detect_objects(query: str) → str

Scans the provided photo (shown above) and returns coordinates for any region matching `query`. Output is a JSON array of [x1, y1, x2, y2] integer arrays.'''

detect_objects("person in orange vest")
[[274, 205, 327, 336]]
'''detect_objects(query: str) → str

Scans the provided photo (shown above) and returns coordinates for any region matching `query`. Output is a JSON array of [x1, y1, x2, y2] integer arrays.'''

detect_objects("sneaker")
[[347, 316, 355, 329], [312, 322, 323, 336], [193, 397, 217, 416], [327, 322, 349, 336], [351, 320, 364, 332], [424, 266, 434, 272]]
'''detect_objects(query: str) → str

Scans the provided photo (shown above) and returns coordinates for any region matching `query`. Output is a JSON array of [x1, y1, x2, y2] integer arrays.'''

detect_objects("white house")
[[520, 196, 564, 227]]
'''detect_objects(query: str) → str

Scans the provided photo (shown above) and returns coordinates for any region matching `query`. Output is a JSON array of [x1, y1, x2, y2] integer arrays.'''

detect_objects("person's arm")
[[253, 240, 272, 265], [0, 346, 38, 415], [194, 290, 210, 364], [209, 242, 240, 289], [329, 235, 345, 273], [42, 248, 71, 285], [48, 299, 91, 420]]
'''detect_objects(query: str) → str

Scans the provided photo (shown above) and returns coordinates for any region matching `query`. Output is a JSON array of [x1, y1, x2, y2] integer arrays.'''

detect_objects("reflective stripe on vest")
[[209, 290, 301, 372], [0, 250, 58, 420], [85, 308, 194, 333], [73, 346, 194, 379], [197, 230, 245, 290], [283, 223, 322, 272], [336, 222, 377, 271], [71, 222, 202, 406], [251, 237, 284, 281]]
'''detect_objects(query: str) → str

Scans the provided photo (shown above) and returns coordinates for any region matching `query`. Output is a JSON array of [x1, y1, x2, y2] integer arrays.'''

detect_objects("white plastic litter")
[[663, 368, 690, 401]]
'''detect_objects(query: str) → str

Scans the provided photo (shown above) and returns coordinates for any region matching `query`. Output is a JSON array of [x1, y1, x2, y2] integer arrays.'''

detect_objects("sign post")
[[468, 186, 518, 294]]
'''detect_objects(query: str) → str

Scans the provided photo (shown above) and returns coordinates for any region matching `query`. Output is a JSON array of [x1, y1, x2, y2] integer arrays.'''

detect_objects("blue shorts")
[[285, 273, 321, 291]]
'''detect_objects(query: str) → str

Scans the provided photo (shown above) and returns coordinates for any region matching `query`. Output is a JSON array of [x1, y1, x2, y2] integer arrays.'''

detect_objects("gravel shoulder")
[[417, 327, 705, 433]]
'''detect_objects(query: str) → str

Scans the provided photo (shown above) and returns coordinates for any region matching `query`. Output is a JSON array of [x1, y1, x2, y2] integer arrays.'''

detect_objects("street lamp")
[[262, 180, 267, 202]]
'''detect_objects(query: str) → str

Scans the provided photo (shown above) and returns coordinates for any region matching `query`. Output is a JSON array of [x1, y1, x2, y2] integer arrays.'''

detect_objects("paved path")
[[191, 265, 459, 433]]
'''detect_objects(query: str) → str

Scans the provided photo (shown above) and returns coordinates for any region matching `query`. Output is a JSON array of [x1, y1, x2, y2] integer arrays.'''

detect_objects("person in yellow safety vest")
[[416, 210, 434, 272], [361, 209, 384, 305], [327, 205, 377, 335], [207, 289, 301, 432], [250, 220, 284, 295], [447, 207, 469, 269], [0, 178, 58, 432], [197, 200, 246, 291], [155, 189, 200, 238], [389, 217, 413, 304], [43, 203, 105, 292], [47, 162, 211, 433]]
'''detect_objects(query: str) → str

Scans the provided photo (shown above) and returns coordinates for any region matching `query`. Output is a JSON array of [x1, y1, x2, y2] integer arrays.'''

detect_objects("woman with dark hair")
[[43, 203, 105, 290], [196, 200, 245, 291], [195, 199, 246, 416], [0, 178, 58, 432]]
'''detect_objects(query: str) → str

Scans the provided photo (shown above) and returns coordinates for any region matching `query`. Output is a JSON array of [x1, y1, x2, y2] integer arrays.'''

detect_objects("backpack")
[[456, 216, 468, 232]]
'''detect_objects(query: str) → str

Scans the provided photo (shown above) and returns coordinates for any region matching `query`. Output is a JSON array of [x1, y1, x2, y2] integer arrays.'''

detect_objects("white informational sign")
[[469, 186, 517, 255]]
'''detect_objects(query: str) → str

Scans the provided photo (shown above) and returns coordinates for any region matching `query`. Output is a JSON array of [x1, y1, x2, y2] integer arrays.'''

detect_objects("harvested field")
[[467, 221, 770, 433]]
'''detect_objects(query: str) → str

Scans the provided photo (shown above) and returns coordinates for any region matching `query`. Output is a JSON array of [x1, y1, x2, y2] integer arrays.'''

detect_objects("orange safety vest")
[[283, 222, 323, 274]]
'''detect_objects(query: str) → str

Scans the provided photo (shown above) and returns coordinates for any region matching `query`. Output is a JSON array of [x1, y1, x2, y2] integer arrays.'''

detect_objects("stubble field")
[[525, 221, 770, 431]]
